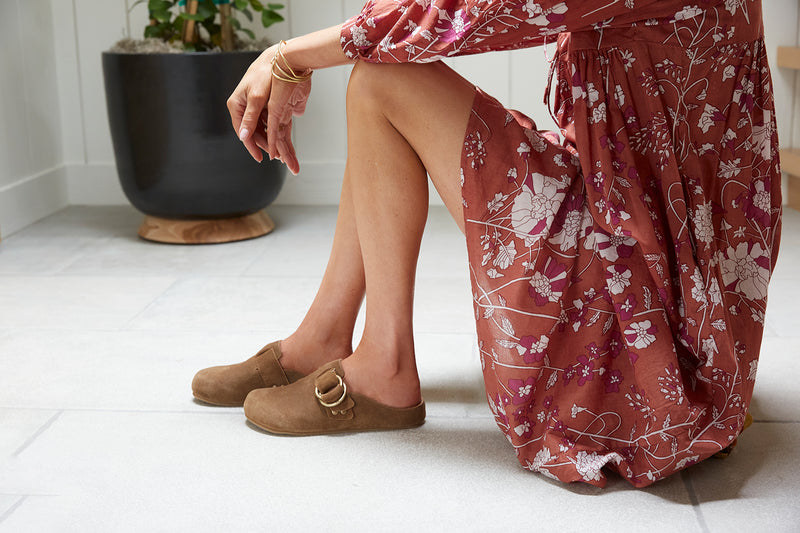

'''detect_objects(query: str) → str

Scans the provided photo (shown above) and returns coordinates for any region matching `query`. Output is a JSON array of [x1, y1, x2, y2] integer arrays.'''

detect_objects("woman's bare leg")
[[278, 171, 365, 376], [339, 60, 476, 408]]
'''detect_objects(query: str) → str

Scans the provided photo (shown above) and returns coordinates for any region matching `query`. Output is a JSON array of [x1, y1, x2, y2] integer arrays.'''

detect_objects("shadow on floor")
[[421, 379, 486, 404]]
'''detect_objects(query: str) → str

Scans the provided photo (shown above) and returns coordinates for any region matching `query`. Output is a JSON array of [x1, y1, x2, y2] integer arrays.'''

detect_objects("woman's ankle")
[[279, 333, 352, 375], [340, 348, 421, 409]]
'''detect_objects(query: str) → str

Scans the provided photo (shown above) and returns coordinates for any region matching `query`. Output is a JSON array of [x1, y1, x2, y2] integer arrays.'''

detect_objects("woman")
[[192, 0, 782, 487]]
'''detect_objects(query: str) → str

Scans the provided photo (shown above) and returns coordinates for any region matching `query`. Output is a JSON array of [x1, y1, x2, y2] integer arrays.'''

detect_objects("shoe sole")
[[245, 415, 425, 436], [192, 393, 244, 408]]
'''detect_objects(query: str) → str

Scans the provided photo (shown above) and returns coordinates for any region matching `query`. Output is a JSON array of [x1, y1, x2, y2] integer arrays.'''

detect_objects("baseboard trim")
[[65, 163, 127, 206], [0, 166, 69, 239]]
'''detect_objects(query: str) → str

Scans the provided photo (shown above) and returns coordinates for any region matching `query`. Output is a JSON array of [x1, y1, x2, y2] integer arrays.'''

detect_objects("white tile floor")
[[0, 205, 798, 532]]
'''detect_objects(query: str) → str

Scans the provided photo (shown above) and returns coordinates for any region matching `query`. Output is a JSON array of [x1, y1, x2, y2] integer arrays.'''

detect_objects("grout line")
[[0, 493, 57, 497], [0, 327, 478, 338], [12, 411, 63, 458], [0, 406, 487, 423], [2, 406, 245, 416], [48, 237, 115, 275], [681, 470, 711, 533], [118, 277, 183, 330], [0, 496, 27, 526]]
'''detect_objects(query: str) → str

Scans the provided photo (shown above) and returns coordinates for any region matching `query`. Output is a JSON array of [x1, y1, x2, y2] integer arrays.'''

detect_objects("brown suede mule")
[[243, 360, 425, 435], [192, 341, 305, 407]]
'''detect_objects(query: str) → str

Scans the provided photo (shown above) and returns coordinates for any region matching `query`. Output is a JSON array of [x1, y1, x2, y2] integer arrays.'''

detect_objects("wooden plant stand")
[[138, 210, 275, 244]]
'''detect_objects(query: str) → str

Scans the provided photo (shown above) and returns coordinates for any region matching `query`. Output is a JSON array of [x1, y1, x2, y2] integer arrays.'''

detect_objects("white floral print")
[[510, 175, 566, 238], [721, 242, 771, 301]]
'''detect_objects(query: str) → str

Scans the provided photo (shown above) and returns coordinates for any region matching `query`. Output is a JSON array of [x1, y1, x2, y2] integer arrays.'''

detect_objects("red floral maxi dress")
[[341, 1, 782, 487]]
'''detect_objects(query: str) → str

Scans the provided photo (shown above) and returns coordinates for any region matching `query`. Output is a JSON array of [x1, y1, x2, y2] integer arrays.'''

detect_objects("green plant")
[[134, 0, 285, 52]]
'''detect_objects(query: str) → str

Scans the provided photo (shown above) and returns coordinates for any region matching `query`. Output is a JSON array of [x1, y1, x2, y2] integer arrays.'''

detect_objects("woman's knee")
[[346, 61, 428, 112], [347, 61, 392, 111]]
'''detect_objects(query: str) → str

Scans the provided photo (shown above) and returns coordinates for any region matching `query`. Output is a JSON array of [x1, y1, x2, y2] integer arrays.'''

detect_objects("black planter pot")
[[102, 51, 285, 242]]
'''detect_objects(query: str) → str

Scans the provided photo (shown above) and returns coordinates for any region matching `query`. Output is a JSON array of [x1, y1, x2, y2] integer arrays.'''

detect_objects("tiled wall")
[[1, 1, 798, 238]]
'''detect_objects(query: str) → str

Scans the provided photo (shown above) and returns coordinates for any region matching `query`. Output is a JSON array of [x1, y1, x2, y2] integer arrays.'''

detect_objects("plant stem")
[[220, 3, 234, 52], [182, 0, 199, 45]]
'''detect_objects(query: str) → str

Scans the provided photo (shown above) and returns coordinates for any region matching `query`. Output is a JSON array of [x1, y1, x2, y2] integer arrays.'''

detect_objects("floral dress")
[[341, 0, 782, 487]]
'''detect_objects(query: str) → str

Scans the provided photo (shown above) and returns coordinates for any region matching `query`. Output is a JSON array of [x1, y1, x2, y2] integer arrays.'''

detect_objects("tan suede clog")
[[243, 360, 425, 435], [192, 341, 305, 407]]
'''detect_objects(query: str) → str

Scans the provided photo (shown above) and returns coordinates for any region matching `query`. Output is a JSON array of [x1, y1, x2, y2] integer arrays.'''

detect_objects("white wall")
[[763, 0, 800, 206], [1, 1, 797, 238], [0, 0, 68, 238], [765, 1, 800, 139]]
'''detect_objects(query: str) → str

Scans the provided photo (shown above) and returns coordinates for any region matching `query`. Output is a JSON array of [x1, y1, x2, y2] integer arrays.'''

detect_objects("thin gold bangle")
[[271, 40, 313, 83]]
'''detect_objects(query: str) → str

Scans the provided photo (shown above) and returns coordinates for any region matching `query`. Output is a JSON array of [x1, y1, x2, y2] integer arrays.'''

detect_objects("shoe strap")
[[314, 368, 354, 420], [255, 344, 291, 387]]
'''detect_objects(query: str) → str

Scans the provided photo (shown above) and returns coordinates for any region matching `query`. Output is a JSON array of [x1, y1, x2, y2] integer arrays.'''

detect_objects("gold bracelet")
[[271, 40, 313, 83]]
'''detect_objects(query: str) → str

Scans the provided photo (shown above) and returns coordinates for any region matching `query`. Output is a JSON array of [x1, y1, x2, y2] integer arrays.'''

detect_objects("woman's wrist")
[[280, 25, 354, 72], [272, 40, 313, 83]]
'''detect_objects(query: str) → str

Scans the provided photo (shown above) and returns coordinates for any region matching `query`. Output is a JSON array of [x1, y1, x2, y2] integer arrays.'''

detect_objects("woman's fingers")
[[227, 46, 311, 169], [226, 47, 277, 162], [265, 81, 294, 157], [227, 88, 265, 162], [226, 94, 248, 149], [252, 130, 270, 158], [277, 122, 300, 175], [254, 110, 270, 154], [265, 80, 312, 168], [239, 86, 269, 143]]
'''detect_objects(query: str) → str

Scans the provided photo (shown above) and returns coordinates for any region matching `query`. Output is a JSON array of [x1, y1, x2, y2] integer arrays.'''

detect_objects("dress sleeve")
[[341, 0, 665, 63]]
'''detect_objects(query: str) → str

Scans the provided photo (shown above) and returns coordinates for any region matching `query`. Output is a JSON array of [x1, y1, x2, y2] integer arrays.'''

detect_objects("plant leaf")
[[196, 4, 215, 18], [143, 25, 162, 38], [148, 0, 172, 12], [261, 9, 284, 27], [151, 9, 172, 22], [267, 3, 284, 8]]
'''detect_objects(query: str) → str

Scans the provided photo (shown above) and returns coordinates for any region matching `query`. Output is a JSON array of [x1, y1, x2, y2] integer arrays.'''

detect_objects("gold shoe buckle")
[[315, 371, 348, 408]]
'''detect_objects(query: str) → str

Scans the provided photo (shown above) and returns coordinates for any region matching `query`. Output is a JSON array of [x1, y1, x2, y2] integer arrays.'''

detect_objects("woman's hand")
[[227, 26, 351, 173], [227, 44, 311, 175]]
